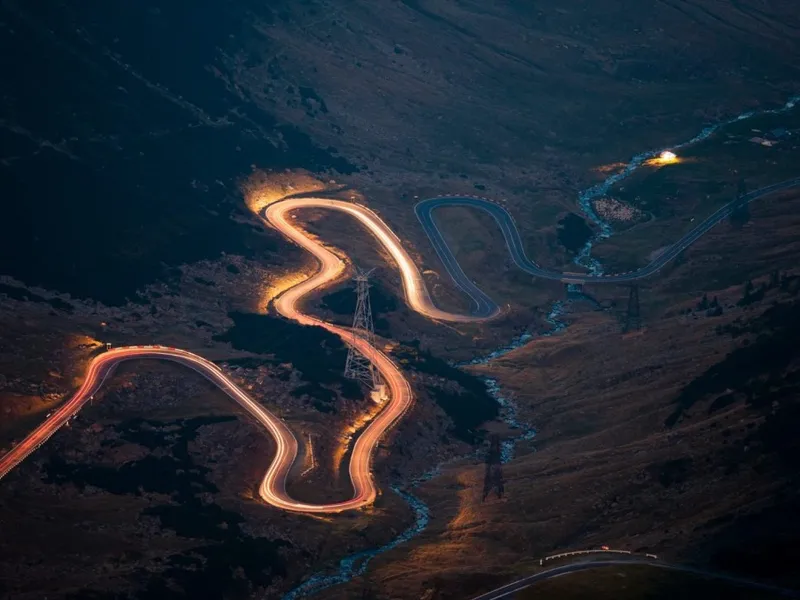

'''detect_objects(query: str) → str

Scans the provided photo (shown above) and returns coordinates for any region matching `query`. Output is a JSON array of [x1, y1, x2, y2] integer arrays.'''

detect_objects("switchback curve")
[[416, 177, 800, 317]]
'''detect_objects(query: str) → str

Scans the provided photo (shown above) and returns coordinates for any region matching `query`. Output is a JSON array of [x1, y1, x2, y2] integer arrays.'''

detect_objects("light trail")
[[0, 343, 406, 513], [264, 197, 482, 323], [2, 178, 798, 514], [0, 195, 465, 514]]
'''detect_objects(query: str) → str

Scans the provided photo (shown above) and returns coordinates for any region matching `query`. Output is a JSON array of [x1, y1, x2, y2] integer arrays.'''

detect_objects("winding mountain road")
[[417, 177, 800, 317], [1, 178, 798, 514]]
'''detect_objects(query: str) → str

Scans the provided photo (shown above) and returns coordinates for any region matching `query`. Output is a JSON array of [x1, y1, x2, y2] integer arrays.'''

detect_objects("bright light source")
[[659, 151, 677, 162]]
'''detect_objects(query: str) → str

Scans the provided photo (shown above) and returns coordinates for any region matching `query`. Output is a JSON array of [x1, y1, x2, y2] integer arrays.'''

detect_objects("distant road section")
[[470, 558, 800, 600], [416, 177, 800, 317]]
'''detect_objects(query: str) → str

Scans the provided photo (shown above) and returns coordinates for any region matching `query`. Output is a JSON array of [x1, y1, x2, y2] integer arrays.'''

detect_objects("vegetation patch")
[[556, 213, 593, 253], [393, 341, 499, 443], [667, 300, 800, 426], [213, 312, 346, 383], [214, 312, 362, 410], [667, 299, 800, 471]]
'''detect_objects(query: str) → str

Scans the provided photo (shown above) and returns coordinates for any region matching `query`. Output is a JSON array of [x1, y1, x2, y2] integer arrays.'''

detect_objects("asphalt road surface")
[[416, 177, 800, 317], [469, 558, 800, 600]]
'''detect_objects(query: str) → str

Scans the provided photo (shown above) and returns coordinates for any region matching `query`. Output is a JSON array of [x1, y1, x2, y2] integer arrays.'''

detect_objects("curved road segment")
[[469, 558, 800, 600], [1, 179, 799, 513], [417, 177, 800, 317]]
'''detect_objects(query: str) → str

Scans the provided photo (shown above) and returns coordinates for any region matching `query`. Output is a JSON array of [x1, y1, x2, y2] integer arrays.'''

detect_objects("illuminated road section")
[[416, 177, 800, 316], [0, 198, 441, 513], [3, 179, 799, 514], [0, 196, 471, 514], [265, 197, 483, 323]]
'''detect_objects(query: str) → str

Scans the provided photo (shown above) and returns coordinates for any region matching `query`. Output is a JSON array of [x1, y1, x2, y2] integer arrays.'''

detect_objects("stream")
[[280, 94, 799, 600], [280, 302, 569, 600]]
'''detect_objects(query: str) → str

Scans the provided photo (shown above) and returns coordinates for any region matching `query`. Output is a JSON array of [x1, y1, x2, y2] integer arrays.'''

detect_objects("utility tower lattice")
[[623, 284, 642, 333], [344, 268, 381, 390]]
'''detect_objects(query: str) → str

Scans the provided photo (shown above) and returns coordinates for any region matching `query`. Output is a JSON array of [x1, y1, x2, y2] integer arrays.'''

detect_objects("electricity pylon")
[[344, 268, 380, 390], [483, 434, 504, 501], [623, 284, 642, 332]]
